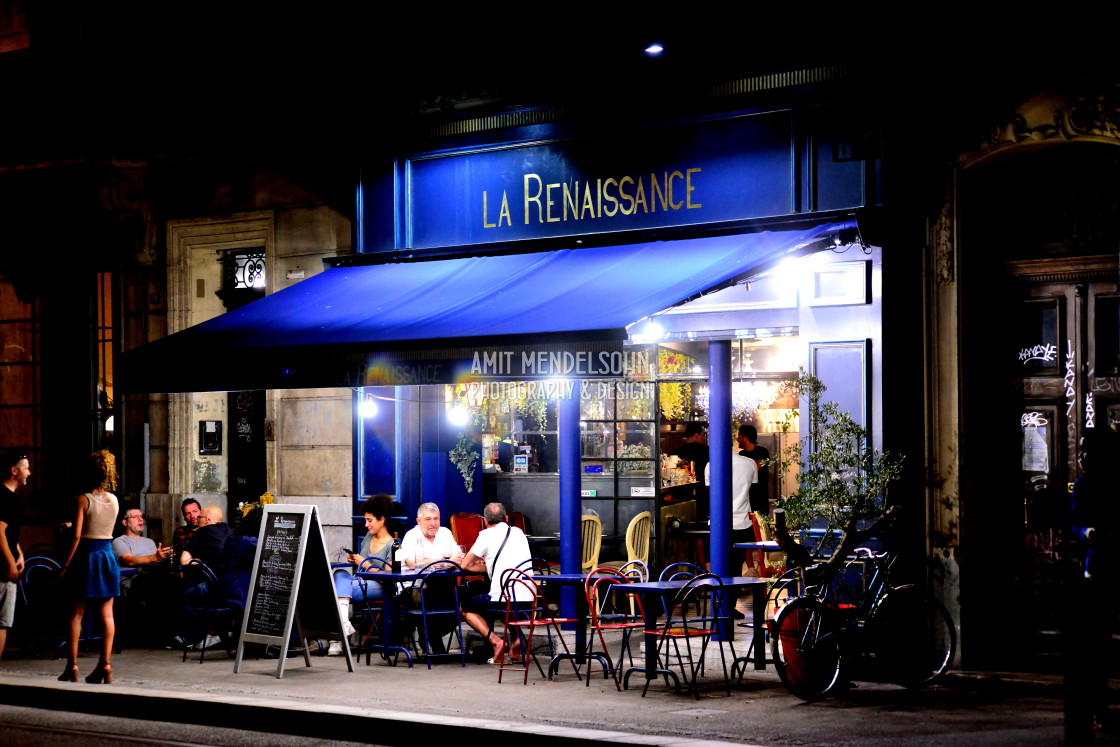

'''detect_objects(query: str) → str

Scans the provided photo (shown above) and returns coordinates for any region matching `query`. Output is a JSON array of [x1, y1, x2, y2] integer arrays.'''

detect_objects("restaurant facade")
[[2, 29, 1118, 671]]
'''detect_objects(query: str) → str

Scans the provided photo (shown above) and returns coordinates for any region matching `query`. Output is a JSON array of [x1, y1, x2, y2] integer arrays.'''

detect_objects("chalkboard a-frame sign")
[[234, 504, 354, 677]]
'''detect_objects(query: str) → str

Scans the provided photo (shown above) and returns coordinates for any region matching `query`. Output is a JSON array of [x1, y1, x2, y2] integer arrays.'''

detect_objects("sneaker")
[[343, 620, 356, 637], [195, 634, 222, 650], [327, 641, 344, 656]]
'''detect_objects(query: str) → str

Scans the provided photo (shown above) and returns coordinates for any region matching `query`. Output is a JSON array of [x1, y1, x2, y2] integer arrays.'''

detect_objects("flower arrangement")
[[232, 491, 275, 531], [658, 348, 695, 422]]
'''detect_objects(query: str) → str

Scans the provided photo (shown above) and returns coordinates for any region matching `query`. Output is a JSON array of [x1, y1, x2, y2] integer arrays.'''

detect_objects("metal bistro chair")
[[644, 573, 734, 699], [16, 555, 65, 657], [400, 560, 466, 669], [353, 555, 390, 664], [497, 568, 579, 685], [180, 559, 234, 663], [584, 567, 644, 690], [581, 514, 602, 573]]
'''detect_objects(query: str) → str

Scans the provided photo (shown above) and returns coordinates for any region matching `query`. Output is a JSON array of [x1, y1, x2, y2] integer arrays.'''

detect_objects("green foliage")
[[449, 429, 478, 493], [770, 370, 904, 540]]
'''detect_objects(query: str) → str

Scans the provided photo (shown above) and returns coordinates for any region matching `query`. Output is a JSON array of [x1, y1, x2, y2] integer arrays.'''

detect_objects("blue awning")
[[120, 220, 853, 393]]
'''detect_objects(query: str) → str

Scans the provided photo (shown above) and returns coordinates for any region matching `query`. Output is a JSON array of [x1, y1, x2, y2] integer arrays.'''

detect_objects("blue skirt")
[[69, 538, 120, 599]]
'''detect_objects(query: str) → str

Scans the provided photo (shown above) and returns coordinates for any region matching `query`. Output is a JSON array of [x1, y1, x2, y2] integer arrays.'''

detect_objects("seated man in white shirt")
[[399, 502, 459, 569], [459, 502, 532, 664]]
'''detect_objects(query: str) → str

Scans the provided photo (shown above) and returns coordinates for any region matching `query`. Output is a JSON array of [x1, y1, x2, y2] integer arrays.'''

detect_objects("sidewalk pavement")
[[0, 635, 1087, 747]]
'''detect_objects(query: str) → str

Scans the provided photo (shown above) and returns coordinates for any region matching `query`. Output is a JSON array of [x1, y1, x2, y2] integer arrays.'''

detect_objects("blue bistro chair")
[[399, 560, 466, 669]]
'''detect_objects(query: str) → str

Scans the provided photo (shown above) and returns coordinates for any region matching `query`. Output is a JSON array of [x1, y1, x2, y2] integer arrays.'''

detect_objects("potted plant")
[[768, 371, 905, 587]]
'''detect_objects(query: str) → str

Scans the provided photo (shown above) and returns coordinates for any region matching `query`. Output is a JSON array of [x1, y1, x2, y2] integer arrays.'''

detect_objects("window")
[[95, 272, 115, 446]]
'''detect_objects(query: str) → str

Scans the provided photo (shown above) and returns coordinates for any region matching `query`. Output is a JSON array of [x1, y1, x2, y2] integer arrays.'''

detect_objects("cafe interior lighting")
[[448, 405, 470, 426], [359, 395, 379, 418]]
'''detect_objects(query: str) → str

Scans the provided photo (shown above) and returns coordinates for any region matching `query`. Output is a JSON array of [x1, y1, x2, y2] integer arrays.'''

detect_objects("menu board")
[[234, 504, 352, 677], [245, 511, 304, 637]]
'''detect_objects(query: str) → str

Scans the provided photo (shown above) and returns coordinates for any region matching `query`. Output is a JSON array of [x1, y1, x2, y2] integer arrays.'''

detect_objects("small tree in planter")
[[769, 371, 905, 586]]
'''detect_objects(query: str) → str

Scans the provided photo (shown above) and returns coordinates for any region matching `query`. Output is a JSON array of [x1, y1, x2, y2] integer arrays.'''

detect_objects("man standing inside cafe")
[[0, 451, 28, 661], [738, 424, 770, 517]]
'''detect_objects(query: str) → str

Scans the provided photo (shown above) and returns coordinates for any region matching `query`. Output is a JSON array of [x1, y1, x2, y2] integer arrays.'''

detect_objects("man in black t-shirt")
[[738, 424, 770, 517], [0, 450, 29, 660], [671, 423, 710, 478]]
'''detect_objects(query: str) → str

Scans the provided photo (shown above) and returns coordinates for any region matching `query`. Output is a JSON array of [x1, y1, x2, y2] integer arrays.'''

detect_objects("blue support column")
[[557, 383, 582, 622], [708, 340, 732, 578], [558, 384, 582, 573], [708, 341, 733, 639]]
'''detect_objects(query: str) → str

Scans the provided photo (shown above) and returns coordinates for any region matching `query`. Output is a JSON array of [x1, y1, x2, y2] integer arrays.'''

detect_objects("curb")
[[0, 677, 743, 747]]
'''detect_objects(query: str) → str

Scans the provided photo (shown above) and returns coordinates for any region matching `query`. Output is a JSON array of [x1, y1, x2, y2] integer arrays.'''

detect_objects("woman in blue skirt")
[[58, 450, 121, 684]]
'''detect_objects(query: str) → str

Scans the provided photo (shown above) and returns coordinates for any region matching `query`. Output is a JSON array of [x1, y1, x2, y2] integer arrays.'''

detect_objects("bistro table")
[[356, 563, 463, 668], [533, 570, 617, 679], [620, 575, 769, 692]]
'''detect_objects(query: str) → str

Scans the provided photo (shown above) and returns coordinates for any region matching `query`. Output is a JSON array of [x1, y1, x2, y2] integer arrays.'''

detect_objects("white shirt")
[[705, 451, 759, 531], [470, 522, 532, 601], [399, 525, 458, 568]]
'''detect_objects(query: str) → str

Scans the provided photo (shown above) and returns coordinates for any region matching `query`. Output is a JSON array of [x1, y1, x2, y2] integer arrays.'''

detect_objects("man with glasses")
[[113, 508, 173, 568], [0, 451, 28, 660], [113, 506, 175, 647]]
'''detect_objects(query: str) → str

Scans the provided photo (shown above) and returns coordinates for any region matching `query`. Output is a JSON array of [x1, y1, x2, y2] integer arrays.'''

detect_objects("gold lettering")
[[545, 183, 561, 223], [602, 178, 619, 217], [483, 191, 496, 228], [498, 191, 511, 226], [581, 180, 596, 219], [524, 173, 543, 224], [618, 175, 635, 215], [686, 168, 702, 208], [668, 171, 684, 210], [563, 182, 578, 220], [633, 177, 648, 213], [650, 172, 669, 212], [596, 178, 603, 217]]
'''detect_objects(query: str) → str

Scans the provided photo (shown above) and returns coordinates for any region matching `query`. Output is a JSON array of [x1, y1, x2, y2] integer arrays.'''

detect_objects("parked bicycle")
[[769, 547, 956, 700]]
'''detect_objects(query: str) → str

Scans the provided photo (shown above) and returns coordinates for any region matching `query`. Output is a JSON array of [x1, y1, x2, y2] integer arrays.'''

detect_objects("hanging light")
[[448, 405, 470, 426], [359, 395, 378, 418]]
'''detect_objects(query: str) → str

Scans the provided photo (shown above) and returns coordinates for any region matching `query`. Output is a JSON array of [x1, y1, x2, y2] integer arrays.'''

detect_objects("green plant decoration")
[[449, 429, 479, 493], [769, 370, 905, 586]]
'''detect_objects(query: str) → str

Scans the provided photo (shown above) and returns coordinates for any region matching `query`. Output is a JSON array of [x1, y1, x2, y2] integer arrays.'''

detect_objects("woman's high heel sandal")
[[84, 662, 112, 684], [57, 663, 79, 682]]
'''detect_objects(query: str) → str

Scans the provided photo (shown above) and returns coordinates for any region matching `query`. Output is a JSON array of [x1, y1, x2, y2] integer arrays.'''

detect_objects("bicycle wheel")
[[770, 596, 841, 700], [871, 584, 956, 688]]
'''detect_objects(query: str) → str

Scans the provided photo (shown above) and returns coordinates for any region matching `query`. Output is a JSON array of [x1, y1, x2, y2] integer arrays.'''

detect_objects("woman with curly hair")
[[58, 450, 121, 684]]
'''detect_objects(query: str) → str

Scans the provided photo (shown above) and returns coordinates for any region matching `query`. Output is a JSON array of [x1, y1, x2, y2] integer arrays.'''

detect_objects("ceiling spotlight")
[[645, 43, 664, 55]]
